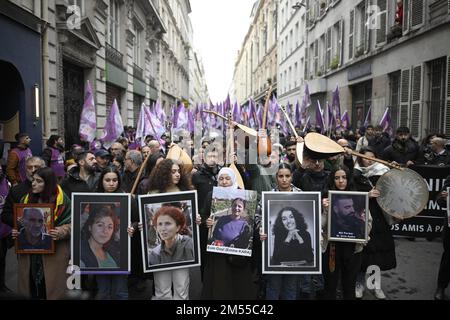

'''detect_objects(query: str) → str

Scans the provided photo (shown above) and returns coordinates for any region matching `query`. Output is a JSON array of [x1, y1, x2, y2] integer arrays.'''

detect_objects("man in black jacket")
[[192, 148, 220, 278], [61, 151, 100, 197], [381, 126, 419, 167]]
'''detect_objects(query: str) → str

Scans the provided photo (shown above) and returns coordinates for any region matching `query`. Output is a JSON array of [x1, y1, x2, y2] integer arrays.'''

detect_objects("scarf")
[[23, 185, 70, 227], [354, 162, 390, 179], [218, 167, 238, 189]]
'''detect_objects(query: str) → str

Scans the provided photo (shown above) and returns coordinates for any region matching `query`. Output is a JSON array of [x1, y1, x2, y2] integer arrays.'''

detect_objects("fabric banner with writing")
[[391, 165, 450, 238]]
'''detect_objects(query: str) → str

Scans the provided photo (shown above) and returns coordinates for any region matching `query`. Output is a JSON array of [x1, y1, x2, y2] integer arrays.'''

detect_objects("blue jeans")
[[96, 275, 128, 300], [265, 274, 298, 300]]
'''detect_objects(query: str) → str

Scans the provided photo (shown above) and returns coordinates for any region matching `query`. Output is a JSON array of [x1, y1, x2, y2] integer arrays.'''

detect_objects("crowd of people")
[[0, 122, 449, 300]]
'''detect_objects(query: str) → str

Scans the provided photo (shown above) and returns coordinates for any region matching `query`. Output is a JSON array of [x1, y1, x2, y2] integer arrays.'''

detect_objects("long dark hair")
[[28, 167, 58, 203], [273, 206, 308, 238], [145, 152, 165, 177], [328, 164, 353, 191], [97, 167, 122, 193], [147, 159, 192, 192], [81, 204, 119, 248]]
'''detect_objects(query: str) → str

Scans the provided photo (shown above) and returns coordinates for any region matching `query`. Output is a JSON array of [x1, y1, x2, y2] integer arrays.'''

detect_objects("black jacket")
[[353, 170, 396, 271], [369, 133, 391, 157], [192, 164, 220, 218], [60, 167, 100, 198], [381, 138, 419, 165]]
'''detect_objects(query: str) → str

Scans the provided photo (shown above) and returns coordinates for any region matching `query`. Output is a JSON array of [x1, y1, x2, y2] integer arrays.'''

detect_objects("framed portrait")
[[262, 192, 321, 274], [207, 187, 258, 257], [71, 193, 131, 275], [328, 191, 369, 243], [14, 203, 55, 254], [138, 191, 200, 273]]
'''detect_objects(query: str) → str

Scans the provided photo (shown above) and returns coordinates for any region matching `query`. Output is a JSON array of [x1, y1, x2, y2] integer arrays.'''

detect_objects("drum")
[[376, 168, 429, 219]]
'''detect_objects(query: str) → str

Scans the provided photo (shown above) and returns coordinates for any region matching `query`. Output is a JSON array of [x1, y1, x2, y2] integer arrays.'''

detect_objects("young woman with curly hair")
[[146, 159, 192, 193]]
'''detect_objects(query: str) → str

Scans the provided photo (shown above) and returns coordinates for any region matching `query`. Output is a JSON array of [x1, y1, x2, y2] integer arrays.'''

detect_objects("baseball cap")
[[95, 149, 111, 158]]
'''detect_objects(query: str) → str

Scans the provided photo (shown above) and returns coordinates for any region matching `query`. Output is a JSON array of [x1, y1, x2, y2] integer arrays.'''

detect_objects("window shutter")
[[364, 0, 371, 53], [376, 0, 387, 45], [445, 56, 450, 137], [403, 0, 410, 35], [400, 68, 411, 127], [306, 0, 311, 28], [411, 0, 425, 30], [339, 19, 344, 66], [410, 65, 423, 139], [326, 27, 332, 71], [349, 9, 355, 60]]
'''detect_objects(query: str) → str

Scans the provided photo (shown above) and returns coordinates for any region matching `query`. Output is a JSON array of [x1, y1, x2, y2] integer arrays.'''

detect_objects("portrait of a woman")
[[80, 205, 120, 269], [271, 206, 314, 266], [211, 198, 251, 249]]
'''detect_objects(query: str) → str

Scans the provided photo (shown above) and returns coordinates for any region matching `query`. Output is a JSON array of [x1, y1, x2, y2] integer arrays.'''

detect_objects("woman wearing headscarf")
[[201, 167, 256, 299]]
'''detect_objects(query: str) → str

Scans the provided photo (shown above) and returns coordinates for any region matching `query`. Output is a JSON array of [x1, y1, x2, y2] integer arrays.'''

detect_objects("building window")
[[294, 62, 298, 88], [108, 0, 120, 49], [133, 22, 142, 67], [295, 22, 299, 47], [389, 71, 401, 133], [427, 57, 446, 135], [71, 0, 85, 17]]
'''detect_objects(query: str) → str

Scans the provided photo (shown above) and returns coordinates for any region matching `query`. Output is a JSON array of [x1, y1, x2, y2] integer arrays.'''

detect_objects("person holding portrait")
[[11, 167, 71, 300]]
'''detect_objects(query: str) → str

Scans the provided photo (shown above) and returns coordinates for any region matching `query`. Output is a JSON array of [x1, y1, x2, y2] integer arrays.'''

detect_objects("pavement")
[[2, 237, 445, 300]]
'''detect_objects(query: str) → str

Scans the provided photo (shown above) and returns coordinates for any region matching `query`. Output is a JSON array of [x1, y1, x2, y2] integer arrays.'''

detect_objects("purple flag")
[[332, 85, 341, 121], [364, 105, 372, 128], [101, 99, 124, 148], [315, 101, 325, 134], [248, 100, 256, 129], [187, 109, 194, 133], [79, 80, 97, 143], [224, 94, 231, 116], [327, 101, 336, 131], [154, 101, 166, 125], [294, 101, 302, 128], [302, 83, 312, 110], [174, 103, 188, 130], [379, 107, 392, 135], [232, 101, 241, 122], [341, 111, 350, 130], [256, 104, 263, 129], [147, 105, 166, 139]]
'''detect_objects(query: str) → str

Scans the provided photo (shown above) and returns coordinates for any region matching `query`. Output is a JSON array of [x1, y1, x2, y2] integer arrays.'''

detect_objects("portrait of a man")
[[329, 192, 368, 242], [17, 207, 53, 252]]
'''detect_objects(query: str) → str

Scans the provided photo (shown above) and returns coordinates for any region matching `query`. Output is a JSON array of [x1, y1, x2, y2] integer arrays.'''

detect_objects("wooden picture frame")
[[14, 203, 55, 254]]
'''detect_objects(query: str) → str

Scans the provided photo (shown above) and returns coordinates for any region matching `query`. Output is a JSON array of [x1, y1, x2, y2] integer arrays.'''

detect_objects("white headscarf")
[[218, 167, 238, 189]]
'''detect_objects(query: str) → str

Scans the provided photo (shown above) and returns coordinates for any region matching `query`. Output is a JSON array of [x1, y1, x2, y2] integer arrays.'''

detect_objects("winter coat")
[[60, 166, 100, 197], [17, 187, 72, 299], [381, 138, 419, 165], [353, 170, 396, 271]]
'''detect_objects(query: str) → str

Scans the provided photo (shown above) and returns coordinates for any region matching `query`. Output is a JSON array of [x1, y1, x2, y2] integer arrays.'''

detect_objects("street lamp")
[[34, 84, 40, 119], [292, 1, 306, 10]]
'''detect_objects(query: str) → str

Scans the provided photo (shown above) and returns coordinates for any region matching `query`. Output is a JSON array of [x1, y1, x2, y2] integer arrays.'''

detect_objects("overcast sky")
[[189, 0, 256, 104]]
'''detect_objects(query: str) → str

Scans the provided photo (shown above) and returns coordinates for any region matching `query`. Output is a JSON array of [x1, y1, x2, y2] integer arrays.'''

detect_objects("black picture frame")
[[138, 191, 200, 273], [328, 191, 369, 243], [71, 193, 131, 275], [262, 191, 322, 274]]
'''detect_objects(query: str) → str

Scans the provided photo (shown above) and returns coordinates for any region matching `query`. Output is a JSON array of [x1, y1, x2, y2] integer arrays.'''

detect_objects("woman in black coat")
[[352, 147, 396, 300]]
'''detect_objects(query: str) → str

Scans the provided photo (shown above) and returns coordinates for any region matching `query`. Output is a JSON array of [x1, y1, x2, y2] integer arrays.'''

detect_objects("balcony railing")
[[106, 43, 124, 69], [133, 64, 144, 81]]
